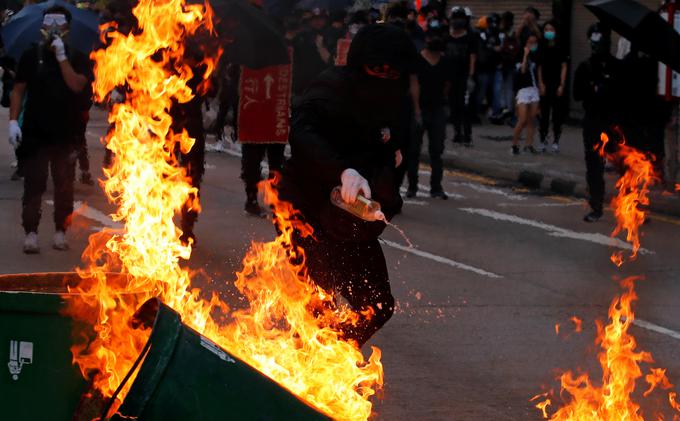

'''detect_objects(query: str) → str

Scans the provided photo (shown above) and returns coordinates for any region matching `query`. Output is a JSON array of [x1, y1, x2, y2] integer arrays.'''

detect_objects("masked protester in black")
[[277, 24, 416, 347], [573, 23, 622, 222], [9, 6, 93, 254]]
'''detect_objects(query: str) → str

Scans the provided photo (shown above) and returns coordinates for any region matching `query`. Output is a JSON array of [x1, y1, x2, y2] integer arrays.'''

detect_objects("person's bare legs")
[[525, 102, 539, 147], [513, 104, 528, 146]]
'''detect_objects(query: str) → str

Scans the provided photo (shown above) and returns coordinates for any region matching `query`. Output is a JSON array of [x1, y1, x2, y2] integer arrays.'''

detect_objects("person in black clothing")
[[172, 42, 210, 246], [474, 14, 501, 118], [291, 10, 331, 97], [537, 20, 568, 153], [8, 6, 93, 253], [573, 23, 621, 222], [446, 6, 477, 146], [277, 24, 414, 347], [406, 27, 450, 199]]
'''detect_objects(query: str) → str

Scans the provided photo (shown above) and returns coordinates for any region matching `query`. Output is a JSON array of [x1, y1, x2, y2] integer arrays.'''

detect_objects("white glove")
[[51, 36, 67, 62], [340, 168, 371, 203], [8, 120, 21, 149]]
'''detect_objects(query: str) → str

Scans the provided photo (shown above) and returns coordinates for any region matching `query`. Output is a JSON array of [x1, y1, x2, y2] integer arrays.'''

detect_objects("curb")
[[421, 152, 680, 218]]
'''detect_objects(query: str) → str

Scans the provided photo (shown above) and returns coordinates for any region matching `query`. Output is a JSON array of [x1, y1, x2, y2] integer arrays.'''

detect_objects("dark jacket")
[[279, 67, 404, 243], [573, 54, 622, 122]]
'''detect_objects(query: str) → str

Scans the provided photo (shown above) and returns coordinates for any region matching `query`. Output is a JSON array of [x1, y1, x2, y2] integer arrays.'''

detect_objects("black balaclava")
[[346, 24, 414, 127]]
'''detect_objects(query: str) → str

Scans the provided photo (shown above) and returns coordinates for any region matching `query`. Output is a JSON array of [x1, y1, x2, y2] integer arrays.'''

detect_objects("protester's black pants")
[[408, 105, 446, 193], [180, 135, 205, 236], [539, 90, 566, 143], [449, 76, 472, 140], [583, 119, 607, 214], [241, 143, 285, 199], [75, 133, 90, 174], [21, 143, 75, 234], [292, 230, 394, 347]]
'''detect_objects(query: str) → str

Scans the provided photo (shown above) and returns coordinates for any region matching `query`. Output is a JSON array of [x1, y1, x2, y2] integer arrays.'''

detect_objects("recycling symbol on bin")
[[7, 340, 33, 380]]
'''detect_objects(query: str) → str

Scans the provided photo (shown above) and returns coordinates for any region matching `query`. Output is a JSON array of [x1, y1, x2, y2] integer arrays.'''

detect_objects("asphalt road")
[[1, 109, 680, 420]]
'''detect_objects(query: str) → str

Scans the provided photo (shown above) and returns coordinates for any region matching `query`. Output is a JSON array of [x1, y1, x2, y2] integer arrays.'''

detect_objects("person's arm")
[[444, 80, 451, 97], [538, 64, 546, 95], [468, 53, 476, 77], [520, 47, 530, 74], [557, 61, 567, 96], [9, 82, 26, 121], [51, 37, 88, 93]]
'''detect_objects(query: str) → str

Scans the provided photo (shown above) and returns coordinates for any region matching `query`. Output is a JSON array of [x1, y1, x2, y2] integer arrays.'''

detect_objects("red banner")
[[237, 59, 292, 144]]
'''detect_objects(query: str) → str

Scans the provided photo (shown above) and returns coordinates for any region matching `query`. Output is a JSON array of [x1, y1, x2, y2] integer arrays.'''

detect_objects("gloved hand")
[[466, 76, 476, 94], [51, 36, 67, 62], [340, 168, 371, 203], [8, 120, 21, 149]]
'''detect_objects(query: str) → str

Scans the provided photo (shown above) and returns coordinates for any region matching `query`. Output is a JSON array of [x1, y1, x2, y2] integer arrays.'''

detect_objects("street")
[[2, 108, 680, 420]]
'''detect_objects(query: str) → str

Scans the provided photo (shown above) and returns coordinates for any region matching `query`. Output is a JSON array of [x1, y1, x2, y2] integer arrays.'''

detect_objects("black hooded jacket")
[[278, 24, 415, 243]]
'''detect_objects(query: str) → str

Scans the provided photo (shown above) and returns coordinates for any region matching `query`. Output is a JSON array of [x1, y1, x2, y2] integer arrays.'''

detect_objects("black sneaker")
[[583, 211, 603, 222], [523, 145, 539, 154], [10, 169, 22, 181], [430, 190, 448, 200], [511, 145, 520, 155], [245, 200, 266, 218], [405, 188, 417, 198], [81, 172, 95, 186], [451, 134, 464, 144], [463, 136, 473, 147]]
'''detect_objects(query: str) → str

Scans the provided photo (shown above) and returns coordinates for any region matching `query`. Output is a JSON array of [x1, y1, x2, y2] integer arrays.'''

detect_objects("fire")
[[596, 133, 659, 266], [571, 316, 582, 334], [533, 278, 680, 420], [67, 0, 383, 419]]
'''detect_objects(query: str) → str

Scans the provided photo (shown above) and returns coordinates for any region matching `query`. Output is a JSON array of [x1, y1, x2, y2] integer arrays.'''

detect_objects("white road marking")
[[403, 200, 428, 206], [46, 200, 122, 229], [459, 207, 653, 255], [399, 186, 464, 200], [497, 202, 582, 208], [380, 239, 503, 279], [633, 318, 680, 341]]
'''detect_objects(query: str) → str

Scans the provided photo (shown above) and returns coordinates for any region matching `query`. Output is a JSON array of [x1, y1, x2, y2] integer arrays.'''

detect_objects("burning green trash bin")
[[107, 298, 331, 421]]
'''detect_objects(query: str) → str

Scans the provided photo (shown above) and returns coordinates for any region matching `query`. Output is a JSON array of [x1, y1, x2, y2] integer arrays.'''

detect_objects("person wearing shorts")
[[511, 33, 540, 155]]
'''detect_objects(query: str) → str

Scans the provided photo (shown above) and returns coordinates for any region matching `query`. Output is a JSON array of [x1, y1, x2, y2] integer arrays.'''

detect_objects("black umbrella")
[[585, 0, 680, 72], [0, 0, 100, 60], [210, 0, 289, 68]]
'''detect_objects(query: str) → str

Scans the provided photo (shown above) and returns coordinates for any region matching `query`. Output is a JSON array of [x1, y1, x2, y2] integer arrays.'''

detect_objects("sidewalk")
[[422, 122, 680, 217]]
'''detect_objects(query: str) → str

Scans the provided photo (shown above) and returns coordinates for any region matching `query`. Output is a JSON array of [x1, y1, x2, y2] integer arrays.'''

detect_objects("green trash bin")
[[107, 299, 332, 421], [0, 272, 139, 421]]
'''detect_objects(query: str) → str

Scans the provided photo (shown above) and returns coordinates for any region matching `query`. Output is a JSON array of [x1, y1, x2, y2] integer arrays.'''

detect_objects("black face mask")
[[352, 74, 405, 128], [426, 39, 445, 51], [590, 40, 610, 57], [452, 19, 467, 30]]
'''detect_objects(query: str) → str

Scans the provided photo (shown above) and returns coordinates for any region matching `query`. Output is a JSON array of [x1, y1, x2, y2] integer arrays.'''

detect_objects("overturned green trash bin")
[[0, 272, 137, 421], [107, 298, 331, 421]]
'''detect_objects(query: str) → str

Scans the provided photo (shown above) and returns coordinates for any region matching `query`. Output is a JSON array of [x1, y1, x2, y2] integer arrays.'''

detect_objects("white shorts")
[[516, 87, 540, 105]]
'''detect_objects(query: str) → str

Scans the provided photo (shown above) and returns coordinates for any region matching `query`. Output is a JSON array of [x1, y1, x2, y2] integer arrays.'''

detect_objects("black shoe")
[[583, 211, 603, 222], [511, 145, 520, 155], [430, 190, 448, 200], [405, 188, 417, 198], [523, 145, 539, 154], [10, 169, 22, 181], [80, 172, 95, 186], [245, 200, 266, 218], [463, 136, 473, 147], [451, 134, 464, 144]]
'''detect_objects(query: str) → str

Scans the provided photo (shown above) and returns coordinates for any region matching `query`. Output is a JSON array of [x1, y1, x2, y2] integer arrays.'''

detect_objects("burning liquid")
[[67, 0, 384, 419], [597, 133, 658, 266], [532, 278, 680, 420]]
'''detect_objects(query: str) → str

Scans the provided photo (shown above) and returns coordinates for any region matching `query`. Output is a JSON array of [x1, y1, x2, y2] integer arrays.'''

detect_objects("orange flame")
[[571, 316, 583, 334], [67, 0, 383, 418], [596, 133, 659, 266], [534, 278, 680, 420]]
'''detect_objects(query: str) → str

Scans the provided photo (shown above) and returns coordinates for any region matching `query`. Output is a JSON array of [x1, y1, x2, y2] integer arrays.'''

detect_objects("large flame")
[[67, 0, 383, 419], [533, 278, 680, 420], [596, 133, 659, 266]]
